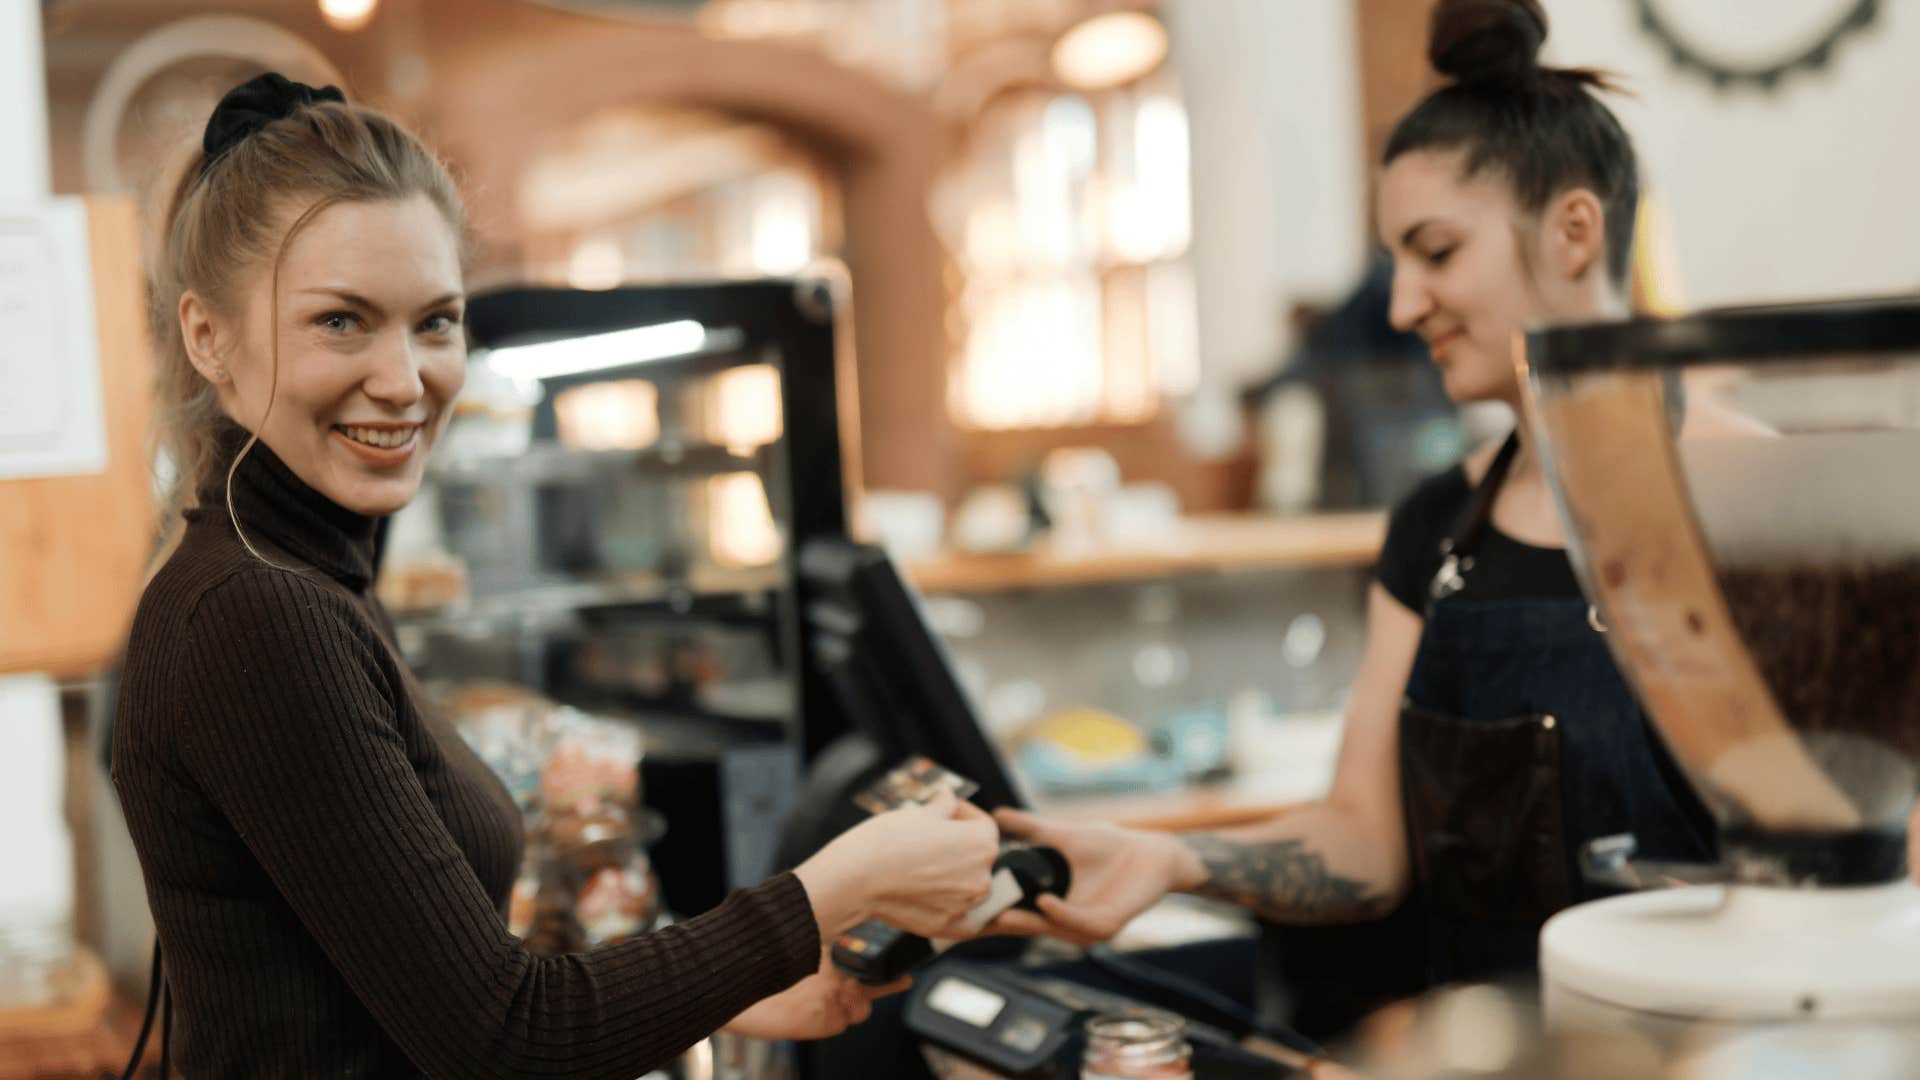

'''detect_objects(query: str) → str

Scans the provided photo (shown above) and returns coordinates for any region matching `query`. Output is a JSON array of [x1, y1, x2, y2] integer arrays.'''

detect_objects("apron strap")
[[1428, 430, 1522, 604]]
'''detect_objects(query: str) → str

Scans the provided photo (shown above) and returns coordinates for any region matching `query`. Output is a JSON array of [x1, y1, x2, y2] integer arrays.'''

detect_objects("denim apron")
[[1397, 433, 1716, 985]]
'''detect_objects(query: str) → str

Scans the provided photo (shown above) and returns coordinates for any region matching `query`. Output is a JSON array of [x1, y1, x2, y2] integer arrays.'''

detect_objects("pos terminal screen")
[[925, 976, 1009, 1028]]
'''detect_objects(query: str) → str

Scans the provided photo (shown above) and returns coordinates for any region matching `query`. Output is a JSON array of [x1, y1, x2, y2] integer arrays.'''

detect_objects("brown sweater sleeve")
[[174, 569, 820, 1078]]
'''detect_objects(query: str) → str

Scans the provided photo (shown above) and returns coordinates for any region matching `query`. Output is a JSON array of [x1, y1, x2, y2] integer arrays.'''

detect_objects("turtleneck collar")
[[192, 418, 380, 590]]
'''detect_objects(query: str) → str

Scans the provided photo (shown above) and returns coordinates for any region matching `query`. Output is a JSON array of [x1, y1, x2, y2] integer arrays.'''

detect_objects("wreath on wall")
[[1633, 0, 1880, 92]]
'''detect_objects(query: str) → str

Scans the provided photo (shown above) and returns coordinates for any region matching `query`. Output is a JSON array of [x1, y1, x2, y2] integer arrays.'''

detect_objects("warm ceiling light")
[[567, 237, 625, 292], [319, 0, 378, 32], [1051, 11, 1168, 91]]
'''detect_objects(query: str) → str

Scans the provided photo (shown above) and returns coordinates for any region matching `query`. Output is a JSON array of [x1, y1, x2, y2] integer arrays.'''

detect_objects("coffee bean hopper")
[[1516, 299, 1920, 1049]]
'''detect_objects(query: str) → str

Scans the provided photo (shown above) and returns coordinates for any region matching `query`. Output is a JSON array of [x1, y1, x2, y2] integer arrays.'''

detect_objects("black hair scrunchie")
[[199, 72, 347, 177]]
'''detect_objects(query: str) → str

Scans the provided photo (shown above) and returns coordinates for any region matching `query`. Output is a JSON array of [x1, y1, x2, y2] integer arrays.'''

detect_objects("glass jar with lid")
[[1081, 1013, 1193, 1080]]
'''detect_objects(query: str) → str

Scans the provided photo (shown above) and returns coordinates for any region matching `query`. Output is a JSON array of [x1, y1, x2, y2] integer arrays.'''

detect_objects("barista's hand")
[[723, 947, 909, 1041], [795, 789, 1000, 941], [980, 808, 1197, 947]]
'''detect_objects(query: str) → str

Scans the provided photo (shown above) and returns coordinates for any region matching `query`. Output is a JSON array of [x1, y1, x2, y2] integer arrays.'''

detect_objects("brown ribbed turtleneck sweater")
[[112, 424, 820, 1078]]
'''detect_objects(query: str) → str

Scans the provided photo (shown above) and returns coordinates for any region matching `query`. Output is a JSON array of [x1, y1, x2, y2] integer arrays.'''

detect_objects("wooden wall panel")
[[1356, 0, 1440, 187], [0, 198, 154, 679]]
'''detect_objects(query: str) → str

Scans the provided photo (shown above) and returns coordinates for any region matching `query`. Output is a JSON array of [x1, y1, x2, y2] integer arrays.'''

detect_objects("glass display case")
[[378, 276, 857, 916]]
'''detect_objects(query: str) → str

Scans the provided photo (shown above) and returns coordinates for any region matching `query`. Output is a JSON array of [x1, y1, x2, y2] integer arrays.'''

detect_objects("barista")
[[989, 0, 1718, 987]]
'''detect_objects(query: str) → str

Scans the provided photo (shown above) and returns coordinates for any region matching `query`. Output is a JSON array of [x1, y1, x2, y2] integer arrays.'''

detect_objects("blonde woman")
[[114, 73, 997, 1078]]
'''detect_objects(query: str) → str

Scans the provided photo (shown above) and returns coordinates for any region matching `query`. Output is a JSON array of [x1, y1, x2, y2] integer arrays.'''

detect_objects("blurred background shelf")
[[1030, 707, 1344, 831], [391, 569, 784, 632], [902, 510, 1386, 594], [427, 442, 767, 483]]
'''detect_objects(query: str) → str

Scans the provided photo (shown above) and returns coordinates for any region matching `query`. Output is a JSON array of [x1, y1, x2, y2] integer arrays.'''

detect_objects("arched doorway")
[[428, 6, 956, 495]]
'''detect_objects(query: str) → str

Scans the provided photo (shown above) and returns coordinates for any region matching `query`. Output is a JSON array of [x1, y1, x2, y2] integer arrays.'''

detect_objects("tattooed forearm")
[[1181, 835, 1387, 923]]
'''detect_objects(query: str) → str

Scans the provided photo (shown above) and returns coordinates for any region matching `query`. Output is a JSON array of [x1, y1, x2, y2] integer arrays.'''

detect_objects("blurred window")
[[943, 79, 1197, 430]]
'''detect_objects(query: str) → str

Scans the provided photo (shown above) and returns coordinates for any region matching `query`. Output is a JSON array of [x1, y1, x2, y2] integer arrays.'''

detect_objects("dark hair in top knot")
[[1385, 0, 1639, 286], [1429, 0, 1546, 86], [201, 73, 348, 178]]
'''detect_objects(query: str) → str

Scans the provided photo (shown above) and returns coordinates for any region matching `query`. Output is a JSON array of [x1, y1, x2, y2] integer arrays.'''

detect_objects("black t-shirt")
[[1375, 462, 1718, 876], [1376, 465, 1584, 614]]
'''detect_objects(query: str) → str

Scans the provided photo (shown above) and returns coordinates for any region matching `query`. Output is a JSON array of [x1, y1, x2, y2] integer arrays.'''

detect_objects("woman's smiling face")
[[192, 193, 466, 515]]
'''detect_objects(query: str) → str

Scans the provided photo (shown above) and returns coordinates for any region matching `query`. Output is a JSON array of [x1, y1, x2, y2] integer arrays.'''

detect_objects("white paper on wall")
[[0, 673, 74, 932], [0, 198, 107, 480]]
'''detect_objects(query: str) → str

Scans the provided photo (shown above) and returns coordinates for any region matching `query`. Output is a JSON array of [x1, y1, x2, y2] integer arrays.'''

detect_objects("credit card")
[[853, 755, 980, 815]]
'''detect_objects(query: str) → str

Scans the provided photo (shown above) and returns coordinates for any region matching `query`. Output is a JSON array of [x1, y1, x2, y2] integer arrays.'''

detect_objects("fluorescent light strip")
[[485, 319, 711, 381]]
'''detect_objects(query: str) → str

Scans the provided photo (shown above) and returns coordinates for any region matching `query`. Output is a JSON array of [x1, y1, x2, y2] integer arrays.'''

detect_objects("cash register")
[[905, 959, 1310, 1078], [783, 539, 1311, 1079]]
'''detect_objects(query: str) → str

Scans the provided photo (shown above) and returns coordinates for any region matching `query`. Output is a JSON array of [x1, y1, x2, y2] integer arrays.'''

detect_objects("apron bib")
[[1398, 434, 1715, 985]]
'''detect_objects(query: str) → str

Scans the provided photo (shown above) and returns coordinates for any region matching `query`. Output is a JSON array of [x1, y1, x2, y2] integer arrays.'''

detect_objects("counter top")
[[1030, 710, 1344, 832], [901, 511, 1386, 594]]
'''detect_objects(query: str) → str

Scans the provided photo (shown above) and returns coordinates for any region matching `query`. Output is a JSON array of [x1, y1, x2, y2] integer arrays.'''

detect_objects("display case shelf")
[[903, 511, 1387, 594], [391, 569, 784, 633], [428, 442, 767, 484]]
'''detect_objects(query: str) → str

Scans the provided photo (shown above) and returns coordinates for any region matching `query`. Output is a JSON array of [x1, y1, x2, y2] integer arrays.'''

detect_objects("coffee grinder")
[[1516, 300, 1920, 1047]]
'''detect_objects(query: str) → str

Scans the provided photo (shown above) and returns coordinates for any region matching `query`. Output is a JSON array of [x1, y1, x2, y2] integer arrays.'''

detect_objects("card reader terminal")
[[832, 843, 1071, 985]]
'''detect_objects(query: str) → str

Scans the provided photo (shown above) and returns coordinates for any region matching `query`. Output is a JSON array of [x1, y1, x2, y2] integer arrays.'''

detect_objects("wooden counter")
[[902, 511, 1386, 594], [0, 949, 140, 1080], [1032, 711, 1345, 832]]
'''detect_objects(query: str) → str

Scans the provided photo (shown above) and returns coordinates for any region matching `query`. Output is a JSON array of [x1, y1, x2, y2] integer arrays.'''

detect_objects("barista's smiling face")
[[182, 193, 466, 515], [1377, 148, 1546, 407]]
